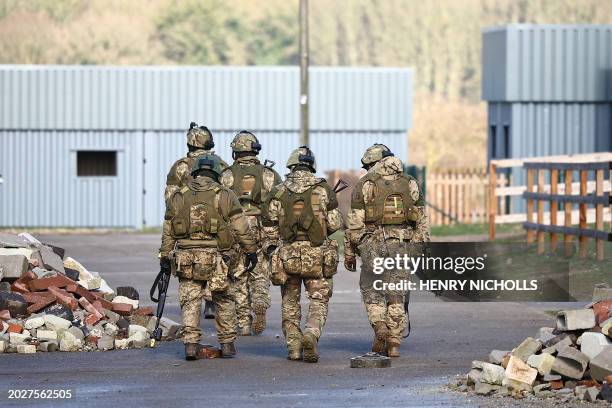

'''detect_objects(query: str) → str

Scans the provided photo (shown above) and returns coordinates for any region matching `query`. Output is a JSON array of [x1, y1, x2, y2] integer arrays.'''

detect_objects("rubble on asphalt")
[[0, 232, 182, 354], [450, 283, 612, 403]]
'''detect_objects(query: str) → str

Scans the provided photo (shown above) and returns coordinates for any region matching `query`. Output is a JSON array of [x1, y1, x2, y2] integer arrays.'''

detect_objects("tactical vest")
[[275, 181, 334, 247], [170, 186, 233, 250], [361, 174, 420, 226], [229, 163, 266, 214]]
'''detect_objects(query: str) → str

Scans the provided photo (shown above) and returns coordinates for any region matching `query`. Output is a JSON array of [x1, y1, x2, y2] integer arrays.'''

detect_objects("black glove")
[[160, 257, 171, 275], [265, 245, 277, 258], [244, 252, 258, 271]]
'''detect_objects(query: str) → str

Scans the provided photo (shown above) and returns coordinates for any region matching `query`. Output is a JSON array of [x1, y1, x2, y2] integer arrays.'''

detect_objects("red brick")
[[134, 306, 154, 316], [85, 313, 102, 326], [47, 286, 78, 311], [85, 335, 99, 347], [111, 302, 133, 316], [21, 291, 54, 304], [91, 300, 107, 315], [10, 271, 36, 294], [28, 275, 74, 292], [593, 301, 612, 325], [65, 284, 96, 303], [578, 379, 601, 388], [7, 323, 23, 333], [90, 292, 114, 309], [0, 310, 10, 320], [26, 296, 57, 314], [549, 380, 564, 390]]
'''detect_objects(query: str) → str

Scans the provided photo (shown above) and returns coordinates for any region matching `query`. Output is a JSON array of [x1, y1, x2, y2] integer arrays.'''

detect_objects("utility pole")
[[299, 0, 309, 146]]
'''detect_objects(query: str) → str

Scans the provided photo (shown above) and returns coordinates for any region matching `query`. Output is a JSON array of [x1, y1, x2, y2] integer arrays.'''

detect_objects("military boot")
[[221, 342, 236, 358], [286, 332, 303, 361], [185, 343, 199, 361], [252, 304, 267, 335], [204, 300, 216, 319], [387, 340, 400, 358], [372, 321, 388, 354], [302, 332, 319, 363]]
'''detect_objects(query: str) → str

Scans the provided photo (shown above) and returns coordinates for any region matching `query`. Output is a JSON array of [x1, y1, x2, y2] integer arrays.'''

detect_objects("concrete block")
[[159, 317, 182, 339], [97, 335, 115, 350], [66, 326, 84, 341], [542, 346, 557, 355], [552, 346, 589, 380], [59, 337, 81, 352], [593, 285, 612, 303], [43, 315, 71, 331], [36, 330, 58, 342], [488, 350, 509, 365], [39, 246, 64, 273], [505, 356, 538, 386], [128, 324, 147, 338], [63, 257, 89, 278], [77, 277, 101, 291], [31, 267, 55, 279], [584, 386, 600, 402], [128, 329, 148, 343], [536, 327, 556, 344], [479, 362, 506, 385], [17, 233, 41, 246], [467, 368, 481, 385], [0, 248, 43, 267], [590, 349, 612, 382], [115, 338, 129, 350], [556, 309, 596, 331], [104, 323, 118, 337], [113, 296, 138, 309], [601, 318, 612, 338], [9, 332, 29, 344], [527, 353, 556, 375], [543, 373, 562, 382], [580, 332, 612, 359], [511, 337, 542, 362], [24, 317, 45, 330], [0, 233, 29, 248], [128, 314, 150, 328], [0, 340, 5, 352], [0, 321, 7, 336], [97, 279, 114, 295], [37, 341, 58, 352], [104, 309, 121, 324], [17, 344, 36, 354], [0, 254, 28, 279]]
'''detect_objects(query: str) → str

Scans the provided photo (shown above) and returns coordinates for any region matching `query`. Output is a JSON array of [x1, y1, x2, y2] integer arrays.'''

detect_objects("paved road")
[[0, 234, 578, 407]]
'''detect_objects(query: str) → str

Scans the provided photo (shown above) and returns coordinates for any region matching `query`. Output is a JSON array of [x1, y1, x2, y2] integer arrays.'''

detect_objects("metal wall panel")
[[0, 130, 143, 228], [142, 130, 407, 227], [483, 25, 612, 102], [0, 66, 412, 132]]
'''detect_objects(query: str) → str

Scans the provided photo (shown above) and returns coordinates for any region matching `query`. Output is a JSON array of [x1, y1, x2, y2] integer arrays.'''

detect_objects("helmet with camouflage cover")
[[191, 153, 225, 177], [187, 122, 214, 149], [231, 130, 261, 154], [286, 146, 316, 172], [361, 143, 394, 169]]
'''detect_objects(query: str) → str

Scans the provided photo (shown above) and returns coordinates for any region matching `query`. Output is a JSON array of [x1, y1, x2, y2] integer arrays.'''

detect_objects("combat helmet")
[[286, 146, 316, 172], [361, 143, 394, 169], [187, 122, 214, 149], [191, 154, 225, 178], [230, 130, 262, 159]]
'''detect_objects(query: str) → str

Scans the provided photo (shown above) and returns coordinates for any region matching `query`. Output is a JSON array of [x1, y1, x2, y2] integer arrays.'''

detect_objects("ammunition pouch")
[[270, 248, 287, 286], [322, 239, 339, 278], [171, 248, 229, 291]]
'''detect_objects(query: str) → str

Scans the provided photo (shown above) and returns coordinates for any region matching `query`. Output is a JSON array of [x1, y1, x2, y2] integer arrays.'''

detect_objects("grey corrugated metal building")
[[0, 65, 412, 228], [483, 24, 612, 161]]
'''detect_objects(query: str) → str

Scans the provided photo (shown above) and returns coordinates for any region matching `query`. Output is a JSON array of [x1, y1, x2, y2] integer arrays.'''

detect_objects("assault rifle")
[[333, 179, 349, 194], [149, 261, 171, 345]]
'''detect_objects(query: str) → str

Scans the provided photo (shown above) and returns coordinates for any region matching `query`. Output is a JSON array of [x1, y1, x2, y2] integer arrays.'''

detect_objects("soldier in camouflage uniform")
[[164, 122, 228, 319], [344, 144, 430, 357], [262, 147, 344, 363], [160, 154, 258, 360], [220, 131, 281, 336]]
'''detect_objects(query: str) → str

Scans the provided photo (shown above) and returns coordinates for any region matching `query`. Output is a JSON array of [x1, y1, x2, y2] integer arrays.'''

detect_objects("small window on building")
[[77, 151, 117, 177]]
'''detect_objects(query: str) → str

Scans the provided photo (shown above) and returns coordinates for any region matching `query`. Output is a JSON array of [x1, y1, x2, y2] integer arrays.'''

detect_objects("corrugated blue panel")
[[142, 130, 408, 227], [0, 130, 143, 228], [0, 66, 412, 132], [483, 24, 612, 102]]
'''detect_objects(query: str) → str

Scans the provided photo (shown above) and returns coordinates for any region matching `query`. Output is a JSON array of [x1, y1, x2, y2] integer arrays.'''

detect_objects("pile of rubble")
[[0, 232, 181, 354], [451, 284, 612, 403]]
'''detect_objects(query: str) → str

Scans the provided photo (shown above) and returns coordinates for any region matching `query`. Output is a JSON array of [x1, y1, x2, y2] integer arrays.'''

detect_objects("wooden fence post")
[[537, 169, 545, 254], [564, 169, 573, 257], [596, 168, 604, 261], [550, 169, 559, 252], [526, 167, 535, 244], [579, 170, 588, 258], [488, 162, 497, 240]]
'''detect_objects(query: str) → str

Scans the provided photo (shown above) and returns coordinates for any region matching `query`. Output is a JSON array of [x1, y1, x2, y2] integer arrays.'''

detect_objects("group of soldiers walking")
[[159, 122, 430, 363]]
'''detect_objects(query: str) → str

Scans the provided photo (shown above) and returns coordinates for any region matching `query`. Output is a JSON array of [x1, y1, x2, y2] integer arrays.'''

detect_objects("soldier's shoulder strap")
[[351, 176, 369, 209], [313, 178, 338, 211]]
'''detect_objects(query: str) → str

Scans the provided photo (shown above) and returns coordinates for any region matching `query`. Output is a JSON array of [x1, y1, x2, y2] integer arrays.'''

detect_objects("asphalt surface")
[[0, 233, 583, 408]]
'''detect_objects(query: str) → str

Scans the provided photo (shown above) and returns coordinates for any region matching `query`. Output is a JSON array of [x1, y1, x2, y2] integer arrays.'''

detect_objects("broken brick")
[[21, 291, 54, 304], [111, 302, 133, 316], [134, 306, 154, 316], [91, 300, 107, 315], [65, 284, 96, 303], [549, 380, 564, 390], [28, 275, 74, 292], [85, 313, 102, 326], [47, 286, 78, 311], [26, 296, 57, 314], [594, 301, 612, 325], [10, 271, 36, 294], [7, 323, 23, 333]]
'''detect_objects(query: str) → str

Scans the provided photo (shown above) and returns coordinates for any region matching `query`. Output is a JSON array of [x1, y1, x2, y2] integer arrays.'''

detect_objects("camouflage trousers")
[[281, 275, 332, 350], [234, 248, 271, 328], [358, 237, 410, 345], [178, 277, 241, 344]]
